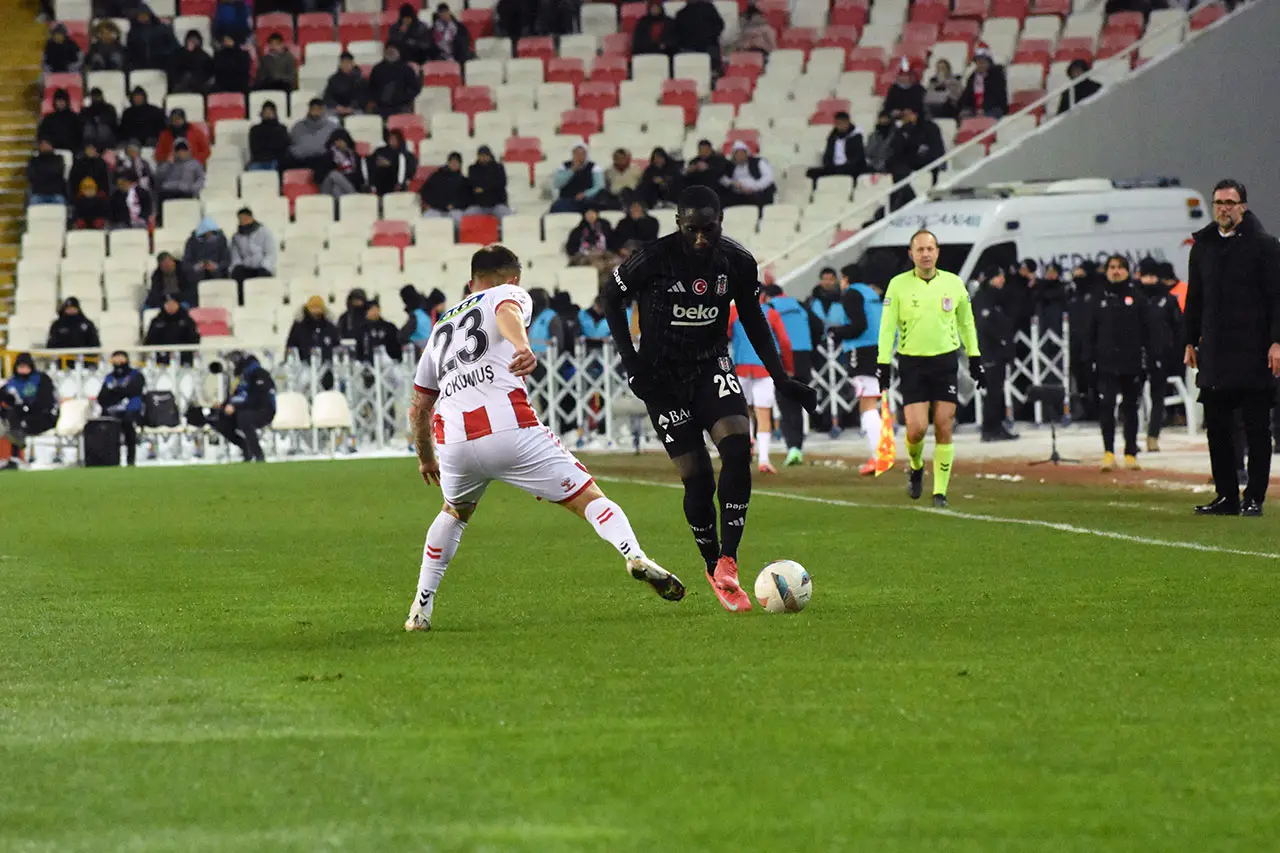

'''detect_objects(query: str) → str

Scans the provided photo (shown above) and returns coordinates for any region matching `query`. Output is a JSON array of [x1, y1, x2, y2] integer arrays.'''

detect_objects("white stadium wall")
[[956, 0, 1280, 224]]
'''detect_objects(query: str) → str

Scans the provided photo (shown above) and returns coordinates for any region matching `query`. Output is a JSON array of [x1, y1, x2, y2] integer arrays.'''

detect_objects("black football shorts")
[[645, 359, 750, 457], [896, 351, 960, 406]]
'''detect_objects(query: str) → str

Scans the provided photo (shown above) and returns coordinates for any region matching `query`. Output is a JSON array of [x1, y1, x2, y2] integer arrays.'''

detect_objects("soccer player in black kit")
[[602, 186, 818, 612]]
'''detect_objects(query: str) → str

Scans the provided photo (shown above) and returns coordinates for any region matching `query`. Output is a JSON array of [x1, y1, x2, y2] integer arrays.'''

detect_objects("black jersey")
[[609, 233, 760, 379]]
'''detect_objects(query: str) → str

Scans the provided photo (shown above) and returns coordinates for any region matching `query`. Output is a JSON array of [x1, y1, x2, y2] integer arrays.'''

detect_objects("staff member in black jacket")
[[972, 266, 1018, 441], [1185, 179, 1280, 516], [1086, 255, 1157, 472], [97, 351, 146, 466], [1138, 257, 1183, 451], [213, 350, 275, 463]]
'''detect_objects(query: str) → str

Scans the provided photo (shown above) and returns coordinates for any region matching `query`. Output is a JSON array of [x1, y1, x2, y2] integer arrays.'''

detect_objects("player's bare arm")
[[495, 301, 537, 377], [409, 387, 440, 484]]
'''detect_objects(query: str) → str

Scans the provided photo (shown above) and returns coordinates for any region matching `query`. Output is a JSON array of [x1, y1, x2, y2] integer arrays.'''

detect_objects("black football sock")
[[682, 465, 720, 572], [715, 433, 752, 562]]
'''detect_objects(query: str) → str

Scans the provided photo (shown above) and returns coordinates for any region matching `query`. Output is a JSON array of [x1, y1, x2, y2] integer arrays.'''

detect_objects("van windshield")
[[863, 244, 974, 277]]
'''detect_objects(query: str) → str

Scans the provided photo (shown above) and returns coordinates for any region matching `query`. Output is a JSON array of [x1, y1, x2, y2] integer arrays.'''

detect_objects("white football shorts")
[[739, 375, 776, 409], [851, 375, 881, 399], [437, 425, 594, 506]]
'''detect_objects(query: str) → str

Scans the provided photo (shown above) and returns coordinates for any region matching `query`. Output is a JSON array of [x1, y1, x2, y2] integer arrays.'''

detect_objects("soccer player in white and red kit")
[[403, 245, 686, 631]]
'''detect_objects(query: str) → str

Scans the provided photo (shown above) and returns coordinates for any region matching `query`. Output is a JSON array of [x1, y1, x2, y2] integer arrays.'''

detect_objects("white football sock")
[[861, 408, 881, 458], [756, 430, 772, 466], [414, 512, 467, 614], [586, 497, 645, 560]]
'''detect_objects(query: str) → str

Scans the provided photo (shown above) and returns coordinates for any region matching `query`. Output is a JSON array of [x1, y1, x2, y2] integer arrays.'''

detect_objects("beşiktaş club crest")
[[693, 278, 709, 295], [942, 296, 954, 312], [719, 356, 732, 372], [715, 274, 728, 295]]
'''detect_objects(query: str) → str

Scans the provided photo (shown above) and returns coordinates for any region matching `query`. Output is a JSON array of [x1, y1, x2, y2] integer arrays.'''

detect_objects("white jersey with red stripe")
[[413, 284, 540, 444]]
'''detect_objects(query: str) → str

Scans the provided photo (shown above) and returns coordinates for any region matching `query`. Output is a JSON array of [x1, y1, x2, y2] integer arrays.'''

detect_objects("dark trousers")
[[1203, 388, 1274, 503], [120, 415, 138, 465], [805, 163, 860, 184], [1147, 369, 1171, 439], [1098, 373, 1141, 455], [778, 351, 813, 450], [213, 408, 273, 461], [231, 266, 272, 304], [981, 359, 1008, 434]]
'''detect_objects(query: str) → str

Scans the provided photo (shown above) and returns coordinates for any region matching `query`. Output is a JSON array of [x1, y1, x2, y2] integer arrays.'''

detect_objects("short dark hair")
[[834, 111, 850, 121], [677, 185, 721, 214], [909, 229, 938, 248], [471, 244, 522, 285], [1213, 178, 1247, 202], [1021, 258, 1038, 273], [820, 266, 837, 278], [1106, 254, 1130, 271], [268, 32, 284, 42]]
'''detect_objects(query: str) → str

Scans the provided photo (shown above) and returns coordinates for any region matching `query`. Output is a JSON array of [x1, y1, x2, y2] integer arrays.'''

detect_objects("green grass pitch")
[[3, 456, 1280, 852]]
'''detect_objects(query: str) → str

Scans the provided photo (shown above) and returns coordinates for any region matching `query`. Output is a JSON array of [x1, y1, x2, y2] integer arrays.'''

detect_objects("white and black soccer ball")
[[754, 560, 812, 613]]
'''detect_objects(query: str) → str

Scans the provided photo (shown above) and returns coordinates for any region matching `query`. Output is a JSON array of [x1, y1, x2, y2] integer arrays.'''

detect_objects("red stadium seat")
[[576, 80, 619, 114], [909, 0, 950, 25], [180, 0, 216, 14], [660, 79, 698, 126], [809, 97, 851, 125], [60, 21, 89, 52], [409, 165, 437, 193], [43, 72, 84, 107], [255, 13, 294, 41], [547, 57, 586, 85], [458, 214, 500, 245], [1009, 88, 1047, 117], [1190, 2, 1225, 30], [778, 27, 817, 54], [951, 0, 988, 18], [517, 36, 556, 65], [828, 0, 869, 28], [387, 113, 428, 146], [589, 55, 629, 84], [891, 42, 930, 67], [941, 18, 981, 43], [844, 46, 885, 73], [601, 33, 631, 57], [954, 116, 997, 145], [338, 12, 378, 45], [452, 85, 494, 118], [724, 51, 765, 82], [379, 9, 398, 32], [1104, 11, 1145, 36], [900, 22, 941, 45], [206, 93, 246, 126], [559, 108, 600, 138], [1012, 39, 1052, 66], [711, 76, 753, 110], [283, 168, 315, 187], [297, 14, 336, 47], [372, 219, 413, 250], [190, 307, 231, 336], [816, 25, 859, 54], [989, 0, 1029, 21], [755, 0, 790, 30], [874, 67, 898, 96], [1097, 31, 1138, 62], [423, 61, 463, 89], [283, 181, 318, 213], [722, 128, 760, 155], [1052, 36, 1095, 64], [502, 136, 542, 164], [389, 0, 423, 10], [460, 8, 494, 38], [1032, 0, 1070, 15], [620, 3, 646, 33]]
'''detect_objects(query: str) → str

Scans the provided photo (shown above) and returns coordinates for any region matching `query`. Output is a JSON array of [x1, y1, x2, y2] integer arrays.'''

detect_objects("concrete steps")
[[0, 1, 46, 322]]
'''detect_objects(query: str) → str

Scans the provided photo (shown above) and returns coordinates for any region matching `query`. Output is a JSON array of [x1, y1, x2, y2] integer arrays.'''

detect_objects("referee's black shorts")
[[897, 351, 960, 406]]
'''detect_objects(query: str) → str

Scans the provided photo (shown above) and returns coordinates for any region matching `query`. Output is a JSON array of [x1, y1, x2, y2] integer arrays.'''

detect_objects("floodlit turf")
[[3, 455, 1280, 852]]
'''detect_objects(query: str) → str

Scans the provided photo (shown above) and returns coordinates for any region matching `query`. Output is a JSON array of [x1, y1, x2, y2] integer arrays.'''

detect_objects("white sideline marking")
[[598, 477, 1280, 561]]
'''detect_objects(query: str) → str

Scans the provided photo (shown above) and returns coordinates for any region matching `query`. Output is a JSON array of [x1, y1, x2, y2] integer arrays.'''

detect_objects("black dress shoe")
[[1195, 496, 1240, 516], [1241, 498, 1264, 517]]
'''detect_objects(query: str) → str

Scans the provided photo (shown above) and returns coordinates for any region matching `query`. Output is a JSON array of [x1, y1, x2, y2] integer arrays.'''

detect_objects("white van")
[[800, 178, 1208, 286]]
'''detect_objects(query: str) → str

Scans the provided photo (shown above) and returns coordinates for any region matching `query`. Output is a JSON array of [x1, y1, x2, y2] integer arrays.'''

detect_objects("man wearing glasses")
[[1184, 179, 1280, 516]]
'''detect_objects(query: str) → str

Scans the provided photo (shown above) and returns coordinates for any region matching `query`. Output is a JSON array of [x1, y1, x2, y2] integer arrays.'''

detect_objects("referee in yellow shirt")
[[876, 230, 984, 507]]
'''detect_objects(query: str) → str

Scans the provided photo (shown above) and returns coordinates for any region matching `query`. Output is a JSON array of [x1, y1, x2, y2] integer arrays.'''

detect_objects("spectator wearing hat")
[[47, 297, 101, 350], [338, 288, 369, 340], [427, 4, 473, 63], [155, 108, 210, 165], [2, 353, 57, 469], [43, 23, 83, 73], [551, 142, 605, 214], [37, 88, 82, 153], [368, 129, 418, 196], [959, 46, 1009, 119], [212, 33, 252, 94], [97, 351, 146, 466], [464, 145, 511, 216], [387, 3, 434, 63], [399, 285, 445, 354], [109, 170, 153, 229], [673, 0, 724, 73], [81, 88, 119, 151], [367, 43, 422, 118], [806, 111, 865, 184], [213, 350, 275, 463], [420, 152, 472, 223], [116, 140, 154, 192], [631, 1, 675, 58], [118, 88, 167, 148], [154, 138, 206, 212], [126, 5, 180, 71], [255, 32, 298, 92], [286, 296, 342, 366], [145, 252, 199, 309], [1158, 261, 1187, 311], [169, 30, 214, 94], [229, 207, 277, 300], [247, 101, 290, 172], [289, 99, 339, 172], [27, 138, 67, 205], [719, 140, 775, 208], [144, 295, 201, 366], [883, 58, 925, 120], [317, 128, 367, 197], [1138, 257, 1183, 451], [85, 20, 126, 72], [925, 58, 963, 120], [887, 105, 944, 210], [323, 52, 366, 117], [608, 200, 658, 251], [1057, 59, 1102, 115], [731, 3, 776, 56], [68, 143, 111, 204], [71, 176, 111, 229], [355, 299, 403, 364], [182, 215, 232, 283]]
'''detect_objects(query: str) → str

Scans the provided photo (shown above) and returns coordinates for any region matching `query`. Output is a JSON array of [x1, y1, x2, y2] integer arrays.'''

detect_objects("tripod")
[[1027, 384, 1079, 466]]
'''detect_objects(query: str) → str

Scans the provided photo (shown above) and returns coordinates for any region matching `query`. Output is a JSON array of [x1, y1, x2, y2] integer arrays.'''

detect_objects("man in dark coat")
[[337, 288, 369, 340], [144, 294, 202, 366], [81, 88, 119, 151], [46, 296, 101, 350], [212, 33, 252, 94], [419, 152, 471, 221], [958, 46, 1009, 118], [355, 299, 404, 364], [631, 0, 675, 56], [37, 88, 82, 153], [248, 101, 291, 171], [366, 44, 422, 118], [673, 0, 724, 71], [806, 111, 865, 184], [367, 129, 418, 196], [27, 138, 67, 204], [972, 266, 1019, 441], [323, 52, 366, 117], [1, 353, 58, 469], [464, 145, 510, 215], [118, 87, 167, 147], [1138, 256, 1183, 451], [97, 351, 146, 466], [608, 200, 659, 251], [126, 4, 180, 71], [144, 252, 199, 308], [387, 3, 433, 63], [212, 350, 276, 462], [1185, 179, 1280, 515]]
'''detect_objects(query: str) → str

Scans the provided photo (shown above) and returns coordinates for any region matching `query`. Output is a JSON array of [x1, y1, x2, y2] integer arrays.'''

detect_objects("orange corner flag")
[[874, 394, 896, 476]]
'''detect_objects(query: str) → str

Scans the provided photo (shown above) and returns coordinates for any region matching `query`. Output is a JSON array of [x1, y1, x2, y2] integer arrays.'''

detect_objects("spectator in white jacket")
[[719, 140, 775, 207], [229, 206, 277, 303]]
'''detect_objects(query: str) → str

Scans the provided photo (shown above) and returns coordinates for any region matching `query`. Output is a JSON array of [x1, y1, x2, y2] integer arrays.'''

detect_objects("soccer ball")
[[753, 561, 812, 613]]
